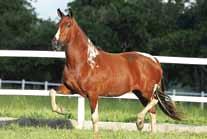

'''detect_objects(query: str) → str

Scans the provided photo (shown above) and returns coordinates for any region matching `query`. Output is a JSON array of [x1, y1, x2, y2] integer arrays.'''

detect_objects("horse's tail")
[[155, 79, 183, 120]]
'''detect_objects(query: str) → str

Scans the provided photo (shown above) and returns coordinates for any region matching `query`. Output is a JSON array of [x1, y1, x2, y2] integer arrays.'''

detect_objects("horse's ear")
[[57, 8, 64, 18], [68, 7, 73, 18]]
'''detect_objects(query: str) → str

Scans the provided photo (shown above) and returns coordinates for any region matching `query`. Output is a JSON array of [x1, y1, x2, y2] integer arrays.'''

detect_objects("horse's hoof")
[[136, 119, 144, 130]]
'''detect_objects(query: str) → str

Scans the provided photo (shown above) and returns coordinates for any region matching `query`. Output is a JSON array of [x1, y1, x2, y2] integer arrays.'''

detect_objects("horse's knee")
[[91, 106, 99, 123], [50, 89, 56, 96], [57, 84, 71, 94]]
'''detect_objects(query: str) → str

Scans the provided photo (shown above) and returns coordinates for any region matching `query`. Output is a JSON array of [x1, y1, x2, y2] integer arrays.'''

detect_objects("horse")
[[50, 8, 182, 136]]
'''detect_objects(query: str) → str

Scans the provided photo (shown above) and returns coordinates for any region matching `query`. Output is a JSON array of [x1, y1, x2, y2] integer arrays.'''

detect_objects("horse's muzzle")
[[52, 38, 62, 51]]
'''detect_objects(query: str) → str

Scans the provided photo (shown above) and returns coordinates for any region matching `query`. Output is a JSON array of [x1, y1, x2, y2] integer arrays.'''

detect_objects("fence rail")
[[1, 50, 207, 65], [0, 79, 60, 90], [0, 89, 206, 102], [0, 79, 206, 97]]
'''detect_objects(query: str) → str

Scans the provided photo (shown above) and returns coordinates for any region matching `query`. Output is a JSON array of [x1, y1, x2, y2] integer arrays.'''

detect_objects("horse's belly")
[[100, 76, 135, 97], [103, 90, 130, 97]]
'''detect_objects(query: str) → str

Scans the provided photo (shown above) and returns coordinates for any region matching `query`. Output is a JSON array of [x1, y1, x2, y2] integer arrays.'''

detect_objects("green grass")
[[0, 96, 207, 125], [0, 124, 206, 139]]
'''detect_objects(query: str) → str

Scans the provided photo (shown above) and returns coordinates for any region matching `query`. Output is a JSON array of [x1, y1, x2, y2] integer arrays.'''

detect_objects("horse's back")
[[92, 51, 163, 96], [98, 51, 163, 83], [121, 51, 163, 81]]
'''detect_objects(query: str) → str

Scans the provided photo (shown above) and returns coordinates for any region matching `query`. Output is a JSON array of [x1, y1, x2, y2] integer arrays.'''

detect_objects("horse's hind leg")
[[50, 84, 71, 115], [133, 90, 158, 132], [133, 91, 148, 130], [149, 109, 157, 133]]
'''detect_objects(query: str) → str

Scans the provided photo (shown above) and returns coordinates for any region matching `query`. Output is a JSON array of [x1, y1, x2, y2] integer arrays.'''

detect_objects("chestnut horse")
[[50, 8, 181, 135]]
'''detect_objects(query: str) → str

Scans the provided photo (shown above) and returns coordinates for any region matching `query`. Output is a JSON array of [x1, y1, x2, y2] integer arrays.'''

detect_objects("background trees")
[[0, 0, 63, 81], [0, 0, 206, 91]]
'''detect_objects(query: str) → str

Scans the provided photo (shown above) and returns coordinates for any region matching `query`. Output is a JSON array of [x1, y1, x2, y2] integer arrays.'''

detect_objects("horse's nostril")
[[52, 38, 57, 45], [52, 37, 59, 47], [51, 38, 58, 50], [52, 37, 62, 51]]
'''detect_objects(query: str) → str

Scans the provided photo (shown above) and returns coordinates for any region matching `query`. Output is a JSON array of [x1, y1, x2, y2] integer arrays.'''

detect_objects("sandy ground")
[[1, 117, 207, 133]]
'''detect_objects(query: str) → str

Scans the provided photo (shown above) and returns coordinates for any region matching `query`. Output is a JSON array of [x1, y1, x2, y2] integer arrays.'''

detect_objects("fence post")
[[173, 89, 176, 96], [44, 81, 48, 90], [21, 79, 25, 90], [0, 78, 1, 89], [201, 91, 204, 109], [77, 96, 85, 129]]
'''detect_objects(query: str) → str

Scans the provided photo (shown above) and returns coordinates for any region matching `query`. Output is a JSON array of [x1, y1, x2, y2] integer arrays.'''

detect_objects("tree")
[[0, 0, 63, 82], [0, 0, 36, 49]]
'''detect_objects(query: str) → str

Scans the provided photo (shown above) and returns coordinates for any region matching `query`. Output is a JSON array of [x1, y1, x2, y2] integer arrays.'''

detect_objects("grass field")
[[0, 96, 206, 125], [0, 96, 207, 139], [0, 124, 207, 139]]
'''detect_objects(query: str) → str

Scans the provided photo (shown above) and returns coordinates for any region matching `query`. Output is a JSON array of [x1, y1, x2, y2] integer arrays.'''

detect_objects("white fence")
[[0, 79, 60, 90], [0, 50, 207, 128], [1, 50, 207, 65], [0, 79, 206, 96]]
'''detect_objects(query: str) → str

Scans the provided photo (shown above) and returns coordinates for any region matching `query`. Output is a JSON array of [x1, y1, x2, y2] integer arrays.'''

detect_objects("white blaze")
[[55, 28, 61, 40], [136, 52, 157, 63], [87, 39, 99, 69]]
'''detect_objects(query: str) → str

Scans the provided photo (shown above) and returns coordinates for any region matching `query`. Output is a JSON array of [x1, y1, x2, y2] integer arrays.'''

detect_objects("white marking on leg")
[[50, 89, 58, 112], [137, 99, 158, 131], [92, 103, 99, 133], [136, 52, 157, 63], [150, 112, 157, 133], [153, 84, 159, 93], [87, 39, 99, 69], [55, 27, 61, 40], [138, 99, 158, 119], [50, 89, 65, 114]]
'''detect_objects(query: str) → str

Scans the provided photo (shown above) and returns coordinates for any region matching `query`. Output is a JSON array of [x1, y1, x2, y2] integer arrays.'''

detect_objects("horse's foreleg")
[[50, 89, 65, 114], [50, 84, 71, 115], [136, 98, 158, 131], [89, 96, 99, 139]]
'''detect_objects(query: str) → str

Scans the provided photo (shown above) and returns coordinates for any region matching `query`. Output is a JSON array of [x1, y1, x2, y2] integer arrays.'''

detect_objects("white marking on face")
[[87, 39, 99, 69], [55, 27, 61, 40], [136, 52, 157, 63]]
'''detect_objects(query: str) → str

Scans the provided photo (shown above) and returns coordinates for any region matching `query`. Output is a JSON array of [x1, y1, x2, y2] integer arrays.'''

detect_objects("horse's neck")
[[65, 26, 99, 69]]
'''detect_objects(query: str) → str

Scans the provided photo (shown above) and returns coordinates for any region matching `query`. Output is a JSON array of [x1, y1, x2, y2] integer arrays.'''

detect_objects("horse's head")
[[52, 8, 75, 50]]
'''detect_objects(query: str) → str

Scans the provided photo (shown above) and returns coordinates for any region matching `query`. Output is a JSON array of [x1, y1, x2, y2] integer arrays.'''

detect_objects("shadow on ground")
[[0, 117, 75, 129]]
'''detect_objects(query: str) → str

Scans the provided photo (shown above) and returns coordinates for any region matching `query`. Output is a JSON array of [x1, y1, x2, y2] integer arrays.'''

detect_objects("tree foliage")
[[0, 0, 63, 82]]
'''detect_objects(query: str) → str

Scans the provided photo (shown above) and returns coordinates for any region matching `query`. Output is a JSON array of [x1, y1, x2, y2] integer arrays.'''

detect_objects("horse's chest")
[[63, 69, 80, 91]]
